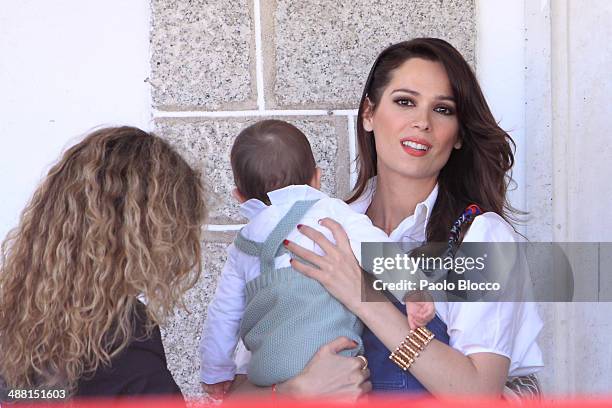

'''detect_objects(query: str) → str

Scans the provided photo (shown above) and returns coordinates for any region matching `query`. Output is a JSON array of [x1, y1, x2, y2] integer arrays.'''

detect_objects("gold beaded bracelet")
[[389, 327, 435, 371]]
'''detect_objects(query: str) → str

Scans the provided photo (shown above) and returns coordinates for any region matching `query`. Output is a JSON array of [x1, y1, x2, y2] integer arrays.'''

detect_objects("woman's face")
[[363, 57, 460, 183]]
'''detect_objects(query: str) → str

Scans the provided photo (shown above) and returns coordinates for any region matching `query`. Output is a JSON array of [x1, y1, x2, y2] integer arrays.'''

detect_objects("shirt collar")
[[239, 184, 328, 220], [267, 184, 328, 204], [349, 177, 377, 214], [239, 198, 267, 220], [420, 183, 438, 226], [396, 183, 438, 241], [349, 176, 439, 241]]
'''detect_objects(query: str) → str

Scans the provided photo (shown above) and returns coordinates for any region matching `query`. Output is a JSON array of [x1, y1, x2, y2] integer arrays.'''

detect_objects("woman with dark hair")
[[0, 127, 207, 398], [231, 38, 543, 398]]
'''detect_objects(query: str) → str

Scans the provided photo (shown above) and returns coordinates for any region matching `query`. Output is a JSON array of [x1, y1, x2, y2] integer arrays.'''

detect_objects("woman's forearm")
[[228, 374, 290, 398], [286, 221, 509, 396], [354, 300, 509, 396], [228, 374, 295, 397], [227, 337, 371, 400]]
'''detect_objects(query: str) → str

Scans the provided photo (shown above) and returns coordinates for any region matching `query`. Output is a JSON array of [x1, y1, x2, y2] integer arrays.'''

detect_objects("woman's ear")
[[453, 129, 463, 149], [362, 97, 375, 132]]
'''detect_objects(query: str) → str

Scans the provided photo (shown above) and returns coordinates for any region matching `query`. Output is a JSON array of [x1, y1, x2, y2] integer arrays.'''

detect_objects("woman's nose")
[[411, 108, 431, 131]]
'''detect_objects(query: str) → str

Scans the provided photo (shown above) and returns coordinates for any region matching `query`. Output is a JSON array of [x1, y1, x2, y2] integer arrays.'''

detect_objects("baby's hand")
[[406, 301, 435, 330], [404, 290, 435, 330], [202, 380, 233, 400]]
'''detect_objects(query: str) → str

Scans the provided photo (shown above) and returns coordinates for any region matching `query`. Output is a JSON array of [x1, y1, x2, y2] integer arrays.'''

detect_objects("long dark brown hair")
[[0, 126, 207, 392], [348, 38, 519, 241]]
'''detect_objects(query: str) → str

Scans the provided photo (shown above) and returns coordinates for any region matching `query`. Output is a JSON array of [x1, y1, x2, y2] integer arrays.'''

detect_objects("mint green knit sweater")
[[237, 199, 363, 386]]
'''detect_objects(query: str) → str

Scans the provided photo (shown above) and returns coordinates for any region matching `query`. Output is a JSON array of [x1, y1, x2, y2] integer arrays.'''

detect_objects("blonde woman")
[[0, 127, 206, 397]]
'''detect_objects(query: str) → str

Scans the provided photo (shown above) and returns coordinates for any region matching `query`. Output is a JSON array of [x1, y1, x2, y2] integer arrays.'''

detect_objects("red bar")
[[8, 396, 612, 408]]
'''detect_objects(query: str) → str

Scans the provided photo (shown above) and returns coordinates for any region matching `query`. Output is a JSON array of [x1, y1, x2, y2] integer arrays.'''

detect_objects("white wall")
[[478, 0, 612, 395], [541, 0, 612, 395], [476, 0, 526, 229], [0, 0, 151, 240], [555, 0, 612, 242]]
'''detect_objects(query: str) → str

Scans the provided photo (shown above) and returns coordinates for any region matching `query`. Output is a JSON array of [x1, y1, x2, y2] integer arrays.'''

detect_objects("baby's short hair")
[[230, 120, 317, 204]]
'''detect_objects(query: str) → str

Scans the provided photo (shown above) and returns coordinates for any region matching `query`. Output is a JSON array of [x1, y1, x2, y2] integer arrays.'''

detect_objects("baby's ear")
[[309, 167, 322, 190], [232, 188, 247, 203]]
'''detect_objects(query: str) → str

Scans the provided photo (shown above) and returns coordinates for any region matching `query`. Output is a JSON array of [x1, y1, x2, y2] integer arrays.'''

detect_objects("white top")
[[349, 178, 544, 377], [207, 180, 544, 382], [199, 185, 391, 384]]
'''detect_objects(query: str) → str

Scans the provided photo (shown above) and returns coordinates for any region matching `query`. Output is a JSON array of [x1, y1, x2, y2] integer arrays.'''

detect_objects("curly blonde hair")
[[0, 126, 207, 393]]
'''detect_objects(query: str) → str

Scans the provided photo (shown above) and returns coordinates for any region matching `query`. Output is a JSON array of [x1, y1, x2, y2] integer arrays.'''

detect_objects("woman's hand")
[[285, 218, 365, 313], [228, 337, 371, 400], [278, 336, 372, 400], [202, 380, 233, 400]]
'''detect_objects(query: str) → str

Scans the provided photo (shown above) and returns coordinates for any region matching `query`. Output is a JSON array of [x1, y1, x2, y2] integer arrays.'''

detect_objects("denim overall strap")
[[363, 301, 450, 393], [258, 199, 319, 275]]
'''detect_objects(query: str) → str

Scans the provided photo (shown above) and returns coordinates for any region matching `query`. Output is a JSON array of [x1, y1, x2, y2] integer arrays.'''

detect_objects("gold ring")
[[356, 355, 368, 371]]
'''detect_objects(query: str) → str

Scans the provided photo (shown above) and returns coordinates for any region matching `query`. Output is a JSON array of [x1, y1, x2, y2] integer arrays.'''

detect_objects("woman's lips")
[[400, 137, 431, 157]]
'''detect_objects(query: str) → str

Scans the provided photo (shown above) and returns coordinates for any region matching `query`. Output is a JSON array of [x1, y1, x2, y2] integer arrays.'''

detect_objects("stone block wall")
[[150, 0, 475, 398]]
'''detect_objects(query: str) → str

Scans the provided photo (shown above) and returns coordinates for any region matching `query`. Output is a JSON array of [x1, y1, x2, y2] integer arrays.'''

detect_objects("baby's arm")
[[404, 291, 436, 330], [199, 243, 246, 398]]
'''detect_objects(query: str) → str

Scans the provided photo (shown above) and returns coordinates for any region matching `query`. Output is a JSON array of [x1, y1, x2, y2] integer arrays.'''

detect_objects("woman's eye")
[[434, 106, 454, 115], [394, 98, 415, 107]]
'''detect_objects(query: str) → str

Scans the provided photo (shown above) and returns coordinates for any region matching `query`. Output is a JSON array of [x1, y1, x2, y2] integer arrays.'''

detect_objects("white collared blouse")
[[349, 178, 544, 377], [205, 181, 544, 383]]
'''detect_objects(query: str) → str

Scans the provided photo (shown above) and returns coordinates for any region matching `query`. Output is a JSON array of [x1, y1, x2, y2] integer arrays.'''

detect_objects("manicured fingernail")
[[283, 239, 290, 246], [318, 219, 323, 225], [297, 224, 303, 229]]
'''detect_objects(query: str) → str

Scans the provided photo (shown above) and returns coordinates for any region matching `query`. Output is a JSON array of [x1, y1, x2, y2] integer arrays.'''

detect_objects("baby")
[[199, 119, 434, 399]]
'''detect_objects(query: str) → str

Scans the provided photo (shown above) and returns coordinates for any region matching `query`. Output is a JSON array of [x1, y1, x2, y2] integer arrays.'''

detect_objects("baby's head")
[[230, 119, 321, 204]]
